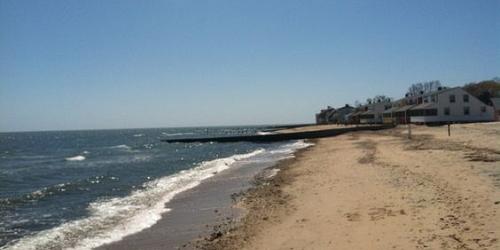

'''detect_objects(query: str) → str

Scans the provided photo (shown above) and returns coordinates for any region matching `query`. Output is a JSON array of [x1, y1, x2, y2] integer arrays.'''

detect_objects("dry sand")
[[277, 124, 358, 134], [201, 122, 500, 250]]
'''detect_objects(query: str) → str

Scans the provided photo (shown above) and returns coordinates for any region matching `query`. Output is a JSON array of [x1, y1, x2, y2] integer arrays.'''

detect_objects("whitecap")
[[133, 134, 144, 137], [65, 155, 85, 161], [109, 145, 131, 150]]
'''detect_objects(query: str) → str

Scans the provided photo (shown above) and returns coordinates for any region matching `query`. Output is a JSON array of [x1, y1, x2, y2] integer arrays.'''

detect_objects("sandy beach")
[[201, 122, 500, 250]]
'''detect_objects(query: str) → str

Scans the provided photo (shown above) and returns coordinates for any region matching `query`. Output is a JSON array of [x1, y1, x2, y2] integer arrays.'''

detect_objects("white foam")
[[2, 149, 265, 250], [110, 144, 131, 150], [288, 140, 315, 149], [133, 134, 144, 137], [65, 155, 86, 161], [161, 132, 195, 137], [256, 131, 273, 135], [265, 168, 280, 178], [269, 140, 314, 156]]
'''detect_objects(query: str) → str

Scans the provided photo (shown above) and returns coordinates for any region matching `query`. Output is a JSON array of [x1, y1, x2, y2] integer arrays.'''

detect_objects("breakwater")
[[162, 125, 393, 143]]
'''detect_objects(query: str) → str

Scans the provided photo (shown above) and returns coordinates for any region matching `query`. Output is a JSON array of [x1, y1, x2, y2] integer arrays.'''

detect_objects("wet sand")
[[97, 159, 279, 250], [202, 122, 500, 250]]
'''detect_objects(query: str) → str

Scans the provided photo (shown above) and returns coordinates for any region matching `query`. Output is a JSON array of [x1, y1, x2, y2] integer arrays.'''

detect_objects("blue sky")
[[1, 0, 499, 132]]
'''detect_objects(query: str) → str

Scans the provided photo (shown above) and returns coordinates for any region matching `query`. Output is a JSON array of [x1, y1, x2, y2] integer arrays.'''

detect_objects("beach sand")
[[201, 122, 500, 250], [277, 124, 358, 133]]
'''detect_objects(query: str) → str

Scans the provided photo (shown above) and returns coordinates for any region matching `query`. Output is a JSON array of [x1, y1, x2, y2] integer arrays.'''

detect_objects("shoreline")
[[95, 141, 312, 250], [197, 142, 315, 249], [199, 123, 500, 249]]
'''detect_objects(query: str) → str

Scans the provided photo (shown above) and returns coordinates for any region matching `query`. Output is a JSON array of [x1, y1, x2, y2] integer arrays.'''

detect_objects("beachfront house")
[[315, 106, 336, 124], [394, 105, 415, 124], [359, 101, 388, 124], [347, 108, 364, 124], [491, 98, 500, 120], [330, 104, 354, 124], [359, 110, 376, 124], [382, 106, 398, 124], [408, 87, 495, 124], [382, 99, 410, 124]]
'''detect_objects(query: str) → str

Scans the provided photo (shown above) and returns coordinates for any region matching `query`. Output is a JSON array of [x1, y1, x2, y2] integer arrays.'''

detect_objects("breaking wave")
[[256, 131, 273, 135], [268, 140, 314, 156], [65, 155, 85, 161], [0, 176, 113, 207], [2, 149, 265, 250]]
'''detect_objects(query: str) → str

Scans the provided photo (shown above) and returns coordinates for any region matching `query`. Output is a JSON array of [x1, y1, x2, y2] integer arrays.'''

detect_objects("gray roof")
[[336, 105, 354, 111], [393, 105, 415, 112], [410, 102, 437, 110], [383, 107, 398, 113], [351, 110, 365, 116], [432, 87, 461, 96], [361, 110, 375, 115]]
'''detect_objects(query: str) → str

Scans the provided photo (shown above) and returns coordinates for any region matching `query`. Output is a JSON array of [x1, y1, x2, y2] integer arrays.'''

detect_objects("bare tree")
[[408, 80, 441, 96], [408, 83, 422, 96], [373, 95, 392, 103]]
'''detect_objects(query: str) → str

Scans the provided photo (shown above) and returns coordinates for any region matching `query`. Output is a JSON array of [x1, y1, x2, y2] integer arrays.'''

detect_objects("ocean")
[[0, 126, 311, 249]]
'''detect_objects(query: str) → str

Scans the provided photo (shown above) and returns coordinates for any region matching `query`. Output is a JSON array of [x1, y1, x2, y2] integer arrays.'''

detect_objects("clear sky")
[[1, 0, 499, 132]]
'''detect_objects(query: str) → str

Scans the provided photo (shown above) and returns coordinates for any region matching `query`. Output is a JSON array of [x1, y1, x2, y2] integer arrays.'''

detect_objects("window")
[[426, 109, 438, 116], [449, 95, 456, 103], [444, 107, 450, 115], [463, 94, 469, 103], [481, 106, 486, 113], [464, 107, 470, 115], [410, 109, 438, 116]]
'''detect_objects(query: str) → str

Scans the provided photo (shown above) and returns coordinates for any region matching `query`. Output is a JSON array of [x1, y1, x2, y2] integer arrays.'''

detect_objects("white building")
[[359, 102, 390, 124], [409, 87, 494, 123]]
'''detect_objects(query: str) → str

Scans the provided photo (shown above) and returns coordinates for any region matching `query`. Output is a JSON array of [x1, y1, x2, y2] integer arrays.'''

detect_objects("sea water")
[[0, 127, 311, 249]]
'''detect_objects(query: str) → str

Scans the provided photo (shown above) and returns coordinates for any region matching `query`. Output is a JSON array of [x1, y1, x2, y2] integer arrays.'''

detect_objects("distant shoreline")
[[0, 124, 314, 134]]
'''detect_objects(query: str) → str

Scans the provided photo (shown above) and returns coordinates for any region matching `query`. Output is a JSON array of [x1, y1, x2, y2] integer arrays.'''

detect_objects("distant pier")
[[162, 125, 393, 143]]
